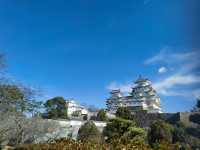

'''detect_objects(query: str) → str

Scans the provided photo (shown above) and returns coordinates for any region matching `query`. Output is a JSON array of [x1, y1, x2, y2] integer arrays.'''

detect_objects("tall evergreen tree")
[[77, 121, 102, 144], [44, 96, 68, 119], [96, 109, 107, 121]]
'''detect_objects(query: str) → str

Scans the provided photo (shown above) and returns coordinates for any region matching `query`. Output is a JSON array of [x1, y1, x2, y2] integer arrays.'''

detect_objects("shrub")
[[109, 138, 150, 150], [44, 97, 68, 119], [186, 127, 200, 138], [14, 138, 188, 150], [103, 117, 147, 145], [189, 113, 200, 124], [116, 107, 132, 120], [96, 109, 107, 121], [14, 138, 109, 150], [148, 120, 174, 146], [103, 118, 134, 142], [77, 121, 102, 144], [152, 141, 183, 150], [122, 127, 147, 140], [172, 123, 188, 143]]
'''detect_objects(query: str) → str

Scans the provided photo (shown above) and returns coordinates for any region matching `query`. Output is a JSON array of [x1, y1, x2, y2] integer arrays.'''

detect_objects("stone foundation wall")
[[179, 112, 200, 127], [133, 111, 200, 128]]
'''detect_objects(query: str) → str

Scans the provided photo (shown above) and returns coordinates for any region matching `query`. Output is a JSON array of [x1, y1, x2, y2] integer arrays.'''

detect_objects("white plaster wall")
[[37, 119, 107, 142]]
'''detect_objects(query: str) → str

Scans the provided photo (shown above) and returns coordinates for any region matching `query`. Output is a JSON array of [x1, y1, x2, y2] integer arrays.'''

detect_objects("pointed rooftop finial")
[[135, 74, 143, 82], [139, 74, 142, 79], [135, 74, 150, 84]]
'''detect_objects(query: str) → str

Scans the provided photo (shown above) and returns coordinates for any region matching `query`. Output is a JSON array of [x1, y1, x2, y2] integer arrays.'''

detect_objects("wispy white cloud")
[[145, 49, 200, 72], [153, 74, 200, 97], [158, 66, 167, 74], [146, 48, 200, 98], [106, 48, 200, 100], [106, 81, 132, 93], [192, 89, 200, 98], [153, 74, 200, 90], [144, 49, 167, 64]]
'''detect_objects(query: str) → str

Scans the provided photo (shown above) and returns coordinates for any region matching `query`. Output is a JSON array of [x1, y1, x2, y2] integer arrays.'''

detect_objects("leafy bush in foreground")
[[13, 138, 186, 150], [148, 120, 174, 145], [77, 121, 102, 144]]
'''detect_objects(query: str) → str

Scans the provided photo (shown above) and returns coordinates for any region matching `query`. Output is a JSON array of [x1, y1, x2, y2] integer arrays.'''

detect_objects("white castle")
[[66, 99, 88, 117], [106, 76, 162, 114]]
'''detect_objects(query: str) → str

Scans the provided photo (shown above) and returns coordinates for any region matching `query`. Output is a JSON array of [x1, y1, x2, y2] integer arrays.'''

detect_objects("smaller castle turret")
[[106, 89, 124, 114]]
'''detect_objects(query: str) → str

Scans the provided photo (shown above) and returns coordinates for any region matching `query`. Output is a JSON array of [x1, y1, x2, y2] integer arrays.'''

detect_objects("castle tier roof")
[[110, 89, 121, 94], [134, 75, 150, 84]]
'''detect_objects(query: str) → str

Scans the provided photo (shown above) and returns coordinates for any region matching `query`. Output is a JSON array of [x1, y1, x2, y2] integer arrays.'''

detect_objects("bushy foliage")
[[44, 97, 68, 119], [152, 141, 184, 150], [116, 107, 132, 120], [103, 118, 134, 142], [14, 138, 151, 150], [189, 113, 200, 124], [148, 120, 174, 146], [164, 121, 200, 149], [103, 117, 147, 144], [0, 77, 48, 148], [123, 126, 147, 140], [186, 127, 200, 139], [77, 121, 102, 144], [14, 138, 187, 150], [0, 84, 40, 113], [172, 123, 188, 143], [96, 109, 107, 121], [14, 138, 109, 150], [108, 138, 150, 150]]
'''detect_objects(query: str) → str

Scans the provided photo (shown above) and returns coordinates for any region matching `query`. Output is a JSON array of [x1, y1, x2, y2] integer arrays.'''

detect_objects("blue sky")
[[0, 0, 199, 112]]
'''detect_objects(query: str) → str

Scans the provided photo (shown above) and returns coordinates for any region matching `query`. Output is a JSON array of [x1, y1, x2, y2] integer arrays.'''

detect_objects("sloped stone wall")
[[133, 112, 179, 128], [133, 111, 200, 128]]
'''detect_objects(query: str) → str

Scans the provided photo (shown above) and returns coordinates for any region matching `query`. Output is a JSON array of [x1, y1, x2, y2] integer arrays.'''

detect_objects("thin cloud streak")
[[106, 81, 132, 93], [146, 48, 200, 98], [107, 48, 200, 99]]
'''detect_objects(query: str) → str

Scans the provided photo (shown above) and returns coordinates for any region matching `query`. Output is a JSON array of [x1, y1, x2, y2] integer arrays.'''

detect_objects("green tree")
[[172, 122, 188, 144], [96, 109, 107, 121], [77, 121, 102, 144], [116, 107, 132, 120], [123, 126, 147, 140], [148, 120, 174, 146], [0, 84, 27, 113], [103, 117, 146, 143], [44, 96, 68, 119], [103, 118, 134, 142], [189, 113, 200, 124]]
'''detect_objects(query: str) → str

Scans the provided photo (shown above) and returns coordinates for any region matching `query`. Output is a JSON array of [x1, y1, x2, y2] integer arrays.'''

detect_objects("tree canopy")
[[116, 107, 133, 120], [96, 109, 107, 121], [148, 120, 174, 146], [103, 117, 146, 144], [0, 85, 24, 112], [77, 121, 102, 144], [189, 113, 200, 125], [44, 96, 68, 119]]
